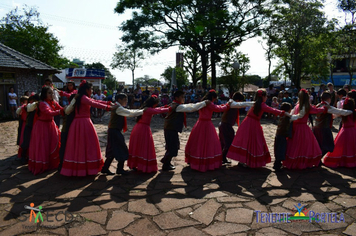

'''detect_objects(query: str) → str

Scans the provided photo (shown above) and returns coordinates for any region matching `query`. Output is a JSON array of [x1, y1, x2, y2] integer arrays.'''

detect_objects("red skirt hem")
[[127, 155, 157, 173], [60, 159, 104, 176], [283, 155, 322, 169], [185, 153, 222, 172], [227, 145, 271, 168], [323, 155, 356, 168]]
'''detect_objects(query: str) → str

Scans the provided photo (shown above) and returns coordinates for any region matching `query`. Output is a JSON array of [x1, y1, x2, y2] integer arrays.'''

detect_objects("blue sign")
[[66, 68, 105, 78], [312, 74, 356, 86]]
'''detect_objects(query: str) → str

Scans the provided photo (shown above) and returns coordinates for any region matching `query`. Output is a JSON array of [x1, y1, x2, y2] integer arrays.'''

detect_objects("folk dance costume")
[[162, 100, 207, 170], [28, 101, 63, 175], [218, 101, 254, 163], [313, 102, 352, 156], [127, 107, 171, 173], [323, 112, 356, 168], [60, 96, 111, 176], [59, 89, 78, 98], [16, 104, 27, 158], [20, 102, 38, 163], [227, 102, 285, 168], [185, 102, 230, 172], [283, 104, 327, 169], [102, 103, 143, 175]]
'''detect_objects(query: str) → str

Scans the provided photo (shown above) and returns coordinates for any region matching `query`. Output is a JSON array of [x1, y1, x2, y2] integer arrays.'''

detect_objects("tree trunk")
[[211, 51, 216, 89], [201, 51, 208, 89], [132, 69, 135, 89]]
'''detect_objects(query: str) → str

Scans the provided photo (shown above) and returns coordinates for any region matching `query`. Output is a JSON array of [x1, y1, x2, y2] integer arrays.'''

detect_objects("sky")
[[0, 0, 346, 85]]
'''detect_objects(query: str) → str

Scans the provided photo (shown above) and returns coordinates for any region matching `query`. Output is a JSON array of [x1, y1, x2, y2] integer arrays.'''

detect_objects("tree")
[[85, 62, 118, 90], [0, 6, 71, 69], [115, 0, 273, 89], [111, 44, 146, 87], [135, 75, 162, 86], [180, 47, 202, 86], [161, 66, 189, 89], [268, 0, 333, 89]]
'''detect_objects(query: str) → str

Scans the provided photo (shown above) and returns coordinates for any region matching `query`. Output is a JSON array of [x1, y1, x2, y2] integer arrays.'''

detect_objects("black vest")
[[108, 110, 125, 130], [315, 103, 332, 128], [26, 111, 36, 127], [221, 108, 238, 126], [164, 103, 185, 132]]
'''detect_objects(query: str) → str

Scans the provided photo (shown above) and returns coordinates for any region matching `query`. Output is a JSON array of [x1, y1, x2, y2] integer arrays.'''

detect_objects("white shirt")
[[8, 93, 17, 105], [176, 101, 207, 113], [229, 100, 255, 109], [94, 94, 106, 101], [115, 103, 143, 117]]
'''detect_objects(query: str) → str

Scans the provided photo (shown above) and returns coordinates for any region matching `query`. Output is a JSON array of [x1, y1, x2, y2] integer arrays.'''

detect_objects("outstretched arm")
[[328, 106, 352, 116], [176, 101, 206, 113], [116, 106, 144, 117], [230, 101, 255, 108]]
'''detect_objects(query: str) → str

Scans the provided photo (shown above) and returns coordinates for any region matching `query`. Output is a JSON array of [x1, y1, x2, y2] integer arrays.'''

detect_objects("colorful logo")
[[255, 202, 345, 223], [24, 203, 43, 223], [19, 203, 73, 224]]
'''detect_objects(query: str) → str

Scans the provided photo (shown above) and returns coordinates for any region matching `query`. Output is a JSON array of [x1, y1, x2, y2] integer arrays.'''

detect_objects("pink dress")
[[323, 116, 356, 168], [28, 101, 61, 175], [59, 89, 78, 98], [18, 104, 27, 158], [283, 104, 326, 169], [227, 103, 284, 168], [128, 107, 170, 173], [185, 103, 229, 172], [60, 96, 109, 176]]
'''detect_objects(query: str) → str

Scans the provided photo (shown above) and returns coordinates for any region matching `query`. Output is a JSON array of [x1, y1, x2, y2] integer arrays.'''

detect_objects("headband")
[[151, 94, 158, 98], [257, 90, 263, 97], [209, 89, 215, 93], [79, 80, 87, 88], [300, 89, 308, 94]]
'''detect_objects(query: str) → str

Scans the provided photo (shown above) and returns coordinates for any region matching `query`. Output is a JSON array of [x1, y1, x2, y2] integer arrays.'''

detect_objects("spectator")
[[94, 89, 106, 121], [343, 84, 351, 93], [8, 87, 18, 119], [327, 83, 337, 107], [282, 91, 293, 105]]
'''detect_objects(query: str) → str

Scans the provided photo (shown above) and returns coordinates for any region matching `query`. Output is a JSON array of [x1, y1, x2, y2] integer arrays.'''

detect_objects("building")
[[65, 68, 105, 89], [0, 43, 59, 114]]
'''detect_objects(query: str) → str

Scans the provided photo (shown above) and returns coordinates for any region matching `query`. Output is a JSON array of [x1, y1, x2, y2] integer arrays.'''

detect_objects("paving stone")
[[216, 196, 251, 203], [153, 212, 200, 230], [225, 208, 254, 224], [267, 189, 289, 197], [69, 222, 106, 236], [215, 211, 225, 221], [345, 208, 356, 219], [80, 211, 108, 225], [106, 210, 140, 230], [108, 231, 124, 236], [333, 197, 356, 208], [56, 190, 92, 199], [124, 218, 165, 236], [291, 192, 320, 202], [255, 227, 288, 236], [244, 201, 268, 212], [175, 207, 193, 217], [224, 203, 244, 208], [0, 221, 37, 236], [127, 199, 160, 216], [153, 196, 206, 212], [167, 227, 208, 236], [275, 221, 322, 235], [202, 222, 250, 235], [45, 227, 67, 235], [191, 199, 221, 225], [343, 222, 356, 236], [259, 196, 287, 205]]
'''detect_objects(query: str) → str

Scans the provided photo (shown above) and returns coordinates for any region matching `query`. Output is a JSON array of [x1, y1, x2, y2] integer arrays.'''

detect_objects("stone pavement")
[[0, 114, 356, 236]]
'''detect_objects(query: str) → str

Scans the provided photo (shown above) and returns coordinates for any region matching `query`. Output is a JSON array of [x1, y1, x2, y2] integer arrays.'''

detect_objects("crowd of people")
[[11, 78, 356, 177]]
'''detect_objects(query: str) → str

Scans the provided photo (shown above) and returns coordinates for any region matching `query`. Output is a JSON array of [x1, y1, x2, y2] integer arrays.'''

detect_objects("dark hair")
[[44, 78, 53, 84], [76, 81, 93, 112], [24, 91, 29, 95], [69, 94, 76, 103], [280, 102, 292, 112], [20, 96, 29, 103], [232, 92, 244, 101], [28, 94, 40, 103], [343, 84, 351, 90], [298, 90, 310, 114], [66, 81, 76, 92], [342, 98, 356, 122], [202, 90, 217, 101], [136, 96, 159, 122], [327, 82, 333, 87], [174, 90, 185, 100], [9, 87, 14, 92], [337, 89, 347, 97], [321, 91, 331, 101], [347, 90, 356, 100], [253, 89, 267, 116], [116, 93, 128, 101], [40, 86, 52, 101]]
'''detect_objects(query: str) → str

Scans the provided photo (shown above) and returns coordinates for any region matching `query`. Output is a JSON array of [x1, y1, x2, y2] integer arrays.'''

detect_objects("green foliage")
[[161, 66, 189, 89], [135, 75, 161, 86], [85, 62, 118, 90], [0, 6, 70, 69]]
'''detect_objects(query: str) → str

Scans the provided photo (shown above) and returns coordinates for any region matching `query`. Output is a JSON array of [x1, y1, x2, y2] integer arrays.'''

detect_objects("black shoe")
[[101, 169, 115, 175], [237, 162, 249, 168], [162, 164, 176, 171], [116, 169, 130, 175]]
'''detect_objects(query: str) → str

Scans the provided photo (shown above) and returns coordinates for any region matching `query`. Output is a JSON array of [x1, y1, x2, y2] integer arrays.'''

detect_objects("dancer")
[[226, 89, 287, 168], [162, 90, 210, 171], [58, 80, 77, 98], [20, 94, 40, 164], [218, 92, 254, 164], [58, 94, 76, 172], [44, 78, 61, 127], [60, 81, 117, 177], [102, 93, 144, 175], [313, 91, 352, 158], [283, 89, 327, 169], [16, 96, 29, 158], [28, 86, 64, 175], [323, 98, 356, 168], [185, 90, 231, 172], [127, 95, 170, 173]]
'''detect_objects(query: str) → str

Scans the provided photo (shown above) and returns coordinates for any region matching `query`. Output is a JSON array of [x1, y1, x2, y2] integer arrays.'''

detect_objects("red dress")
[[59, 89, 78, 98], [227, 103, 284, 168], [28, 101, 62, 175], [283, 104, 326, 169], [60, 96, 109, 176], [128, 107, 170, 173], [185, 103, 229, 172], [18, 104, 27, 158], [323, 116, 356, 168]]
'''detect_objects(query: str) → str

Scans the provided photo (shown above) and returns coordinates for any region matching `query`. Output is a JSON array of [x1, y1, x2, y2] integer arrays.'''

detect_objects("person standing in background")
[[8, 87, 18, 119]]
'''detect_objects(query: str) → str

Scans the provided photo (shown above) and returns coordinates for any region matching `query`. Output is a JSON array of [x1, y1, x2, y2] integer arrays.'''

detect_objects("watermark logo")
[[255, 202, 345, 223], [18, 203, 73, 224]]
